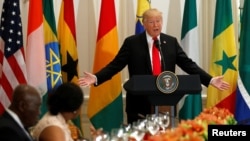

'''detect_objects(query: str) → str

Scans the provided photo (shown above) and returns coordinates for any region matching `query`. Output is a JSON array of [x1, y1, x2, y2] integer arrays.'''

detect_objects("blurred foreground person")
[[0, 84, 41, 141]]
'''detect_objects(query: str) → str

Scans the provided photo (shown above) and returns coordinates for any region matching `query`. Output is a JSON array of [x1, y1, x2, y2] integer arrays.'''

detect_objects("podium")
[[123, 74, 202, 127]]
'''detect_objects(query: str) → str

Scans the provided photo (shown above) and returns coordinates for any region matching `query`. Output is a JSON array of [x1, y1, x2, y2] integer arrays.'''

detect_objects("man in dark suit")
[[79, 8, 230, 124], [0, 84, 41, 141]]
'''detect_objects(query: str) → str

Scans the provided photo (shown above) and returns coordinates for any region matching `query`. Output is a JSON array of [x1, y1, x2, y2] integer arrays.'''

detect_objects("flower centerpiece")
[[148, 107, 237, 141]]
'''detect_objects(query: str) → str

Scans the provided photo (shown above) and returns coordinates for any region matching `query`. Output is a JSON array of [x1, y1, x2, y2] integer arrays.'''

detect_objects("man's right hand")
[[78, 72, 97, 87]]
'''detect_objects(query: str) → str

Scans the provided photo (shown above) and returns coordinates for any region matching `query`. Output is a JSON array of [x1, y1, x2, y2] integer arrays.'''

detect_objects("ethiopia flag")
[[206, 0, 238, 114], [87, 0, 123, 133], [41, 0, 62, 116]]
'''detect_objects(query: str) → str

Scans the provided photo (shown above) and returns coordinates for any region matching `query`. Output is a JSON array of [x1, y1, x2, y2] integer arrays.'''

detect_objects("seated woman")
[[32, 82, 84, 141]]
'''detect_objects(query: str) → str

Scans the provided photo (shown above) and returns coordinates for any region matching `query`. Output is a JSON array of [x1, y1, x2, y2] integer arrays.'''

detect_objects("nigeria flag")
[[178, 0, 202, 120]]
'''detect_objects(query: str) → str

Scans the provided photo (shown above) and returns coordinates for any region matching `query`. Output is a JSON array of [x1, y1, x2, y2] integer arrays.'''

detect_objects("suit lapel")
[[4, 112, 34, 141]]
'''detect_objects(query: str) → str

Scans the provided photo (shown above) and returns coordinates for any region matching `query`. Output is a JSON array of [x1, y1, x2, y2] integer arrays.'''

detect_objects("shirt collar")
[[6, 108, 25, 129], [145, 31, 160, 42]]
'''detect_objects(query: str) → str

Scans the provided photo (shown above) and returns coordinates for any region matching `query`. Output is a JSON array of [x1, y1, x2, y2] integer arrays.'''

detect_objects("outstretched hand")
[[210, 75, 230, 91], [78, 72, 96, 87]]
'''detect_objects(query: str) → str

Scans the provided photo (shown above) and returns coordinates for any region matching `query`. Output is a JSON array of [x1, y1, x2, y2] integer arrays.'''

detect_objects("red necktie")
[[152, 37, 161, 75]]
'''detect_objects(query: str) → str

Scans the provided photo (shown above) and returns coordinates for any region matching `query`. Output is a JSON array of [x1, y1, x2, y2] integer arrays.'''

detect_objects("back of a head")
[[10, 84, 41, 128], [48, 82, 84, 115], [11, 84, 40, 110]]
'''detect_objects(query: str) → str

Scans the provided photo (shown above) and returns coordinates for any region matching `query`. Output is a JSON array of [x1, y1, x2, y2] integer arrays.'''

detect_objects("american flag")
[[0, 0, 27, 114]]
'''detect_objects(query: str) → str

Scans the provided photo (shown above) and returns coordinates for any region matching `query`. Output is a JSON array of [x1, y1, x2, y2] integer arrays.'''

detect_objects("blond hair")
[[142, 8, 162, 23]]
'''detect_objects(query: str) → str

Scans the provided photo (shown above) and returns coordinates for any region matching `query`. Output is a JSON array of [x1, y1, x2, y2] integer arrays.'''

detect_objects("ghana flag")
[[57, 0, 81, 131]]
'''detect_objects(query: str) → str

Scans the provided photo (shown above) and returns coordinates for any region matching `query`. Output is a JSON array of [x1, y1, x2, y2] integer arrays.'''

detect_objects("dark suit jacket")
[[95, 32, 212, 115], [0, 111, 33, 141]]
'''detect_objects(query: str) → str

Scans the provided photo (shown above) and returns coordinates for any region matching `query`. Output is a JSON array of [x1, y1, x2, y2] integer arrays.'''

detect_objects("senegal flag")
[[87, 0, 123, 133], [206, 0, 238, 114], [135, 0, 150, 34]]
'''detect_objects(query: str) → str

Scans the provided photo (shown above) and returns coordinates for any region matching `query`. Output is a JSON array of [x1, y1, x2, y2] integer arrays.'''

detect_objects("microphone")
[[154, 39, 166, 71], [154, 39, 160, 50]]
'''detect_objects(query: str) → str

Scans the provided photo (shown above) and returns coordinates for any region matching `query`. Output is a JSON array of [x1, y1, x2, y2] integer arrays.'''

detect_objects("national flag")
[[58, 0, 79, 84], [135, 0, 150, 34], [235, 0, 250, 124], [26, 0, 47, 99], [0, 0, 27, 114], [41, 0, 62, 116], [178, 0, 202, 120], [206, 0, 238, 114], [87, 0, 123, 132], [57, 0, 81, 131]]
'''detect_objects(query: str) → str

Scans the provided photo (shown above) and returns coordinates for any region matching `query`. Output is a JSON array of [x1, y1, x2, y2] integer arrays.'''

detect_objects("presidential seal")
[[156, 71, 179, 94]]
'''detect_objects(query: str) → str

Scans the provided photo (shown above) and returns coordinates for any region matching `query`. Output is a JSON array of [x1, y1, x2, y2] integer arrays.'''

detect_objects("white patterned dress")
[[32, 112, 73, 141]]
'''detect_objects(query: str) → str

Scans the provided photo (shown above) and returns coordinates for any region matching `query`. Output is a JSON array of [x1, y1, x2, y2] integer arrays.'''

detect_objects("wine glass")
[[122, 124, 132, 133], [145, 120, 160, 136], [146, 114, 157, 121], [158, 112, 170, 132], [94, 131, 110, 141], [132, 119, 147, 131], [129, 119, 148, 141], [110, 128, 125, 141], [129, 128, 145, 141]]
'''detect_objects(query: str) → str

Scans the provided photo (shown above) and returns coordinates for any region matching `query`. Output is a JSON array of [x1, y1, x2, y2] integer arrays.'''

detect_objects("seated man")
[[0, 84, 41, 141]]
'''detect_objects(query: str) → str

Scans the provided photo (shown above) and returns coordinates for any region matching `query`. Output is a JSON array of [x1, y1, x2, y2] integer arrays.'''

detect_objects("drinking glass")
[[158, 112, 170, 131], [145, 120, 160, 135]]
